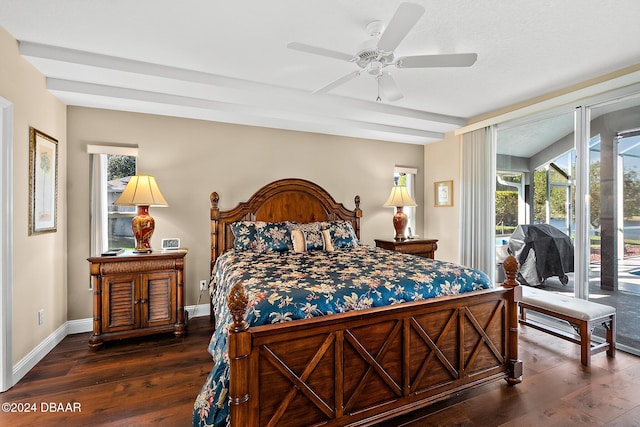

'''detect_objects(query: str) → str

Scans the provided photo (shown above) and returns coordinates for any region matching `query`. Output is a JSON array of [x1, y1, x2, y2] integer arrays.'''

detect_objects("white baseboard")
[[12, 322, 68, 385], [67, 317, 92, 334], [11, 303, 210, 387], [185, 303, 211, 319]]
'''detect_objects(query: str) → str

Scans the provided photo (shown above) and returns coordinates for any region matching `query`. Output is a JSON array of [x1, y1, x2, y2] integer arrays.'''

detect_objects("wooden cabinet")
[[374, 239, 438, 259], [87, 250, 187, 349]]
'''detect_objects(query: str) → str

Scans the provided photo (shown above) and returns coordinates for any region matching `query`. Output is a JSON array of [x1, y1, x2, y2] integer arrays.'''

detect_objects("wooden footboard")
[[227, 258, 522, 426]]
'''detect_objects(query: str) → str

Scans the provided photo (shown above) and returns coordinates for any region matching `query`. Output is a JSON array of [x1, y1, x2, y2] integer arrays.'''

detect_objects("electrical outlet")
[[38, 309, 44, 325], [199, 280, 208, 291]]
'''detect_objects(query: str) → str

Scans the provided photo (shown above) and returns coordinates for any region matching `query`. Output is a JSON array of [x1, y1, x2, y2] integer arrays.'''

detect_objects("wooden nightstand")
[[375, 239, 439, 259], [87, 250, 187, 349]]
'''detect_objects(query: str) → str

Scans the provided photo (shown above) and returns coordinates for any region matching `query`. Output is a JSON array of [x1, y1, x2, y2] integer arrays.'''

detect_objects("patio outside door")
[[587, 95, 640, 353]]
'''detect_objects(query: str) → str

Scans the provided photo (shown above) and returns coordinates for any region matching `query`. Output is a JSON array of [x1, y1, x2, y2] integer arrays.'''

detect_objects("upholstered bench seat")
[[519, 286, 616, 366]]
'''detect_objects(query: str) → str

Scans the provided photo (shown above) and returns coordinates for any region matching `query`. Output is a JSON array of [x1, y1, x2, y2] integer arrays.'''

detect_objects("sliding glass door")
[[494, 87, 640, 354], [587, 94, 640, 351]]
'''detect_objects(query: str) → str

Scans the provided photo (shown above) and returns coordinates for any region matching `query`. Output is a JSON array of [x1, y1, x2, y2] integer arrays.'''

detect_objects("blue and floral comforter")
[[193, 246, 492, 426]]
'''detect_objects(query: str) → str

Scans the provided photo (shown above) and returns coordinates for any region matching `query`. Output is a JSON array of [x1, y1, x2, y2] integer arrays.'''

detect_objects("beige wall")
[[66, 107, 425, 320], [423, 131, 460, 263], [0, 28, 67, 362]]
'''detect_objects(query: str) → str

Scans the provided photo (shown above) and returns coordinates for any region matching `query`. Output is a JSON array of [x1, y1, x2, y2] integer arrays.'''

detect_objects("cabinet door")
[[142, 271, 177, 328], [102, 274, 141, 333]]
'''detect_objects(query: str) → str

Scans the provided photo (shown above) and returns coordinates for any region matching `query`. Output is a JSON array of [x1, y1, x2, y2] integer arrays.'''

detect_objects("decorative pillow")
[[322, 229, 335, 251], [257, 222, 292, 252], [325, 221, 359, 249], [230, 221, 262, 251], [291, 229, 305, 252], [291, 229, 326, 252], [289, 222, 325, 251]]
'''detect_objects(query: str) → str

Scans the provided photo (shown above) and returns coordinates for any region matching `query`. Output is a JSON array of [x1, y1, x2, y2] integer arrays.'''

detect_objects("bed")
[[193, 178, 522, 427]]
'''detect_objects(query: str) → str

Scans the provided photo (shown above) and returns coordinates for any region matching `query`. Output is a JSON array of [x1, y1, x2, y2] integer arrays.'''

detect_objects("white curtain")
[[459, 127, 496, 279], [89, 153, 108, 256]]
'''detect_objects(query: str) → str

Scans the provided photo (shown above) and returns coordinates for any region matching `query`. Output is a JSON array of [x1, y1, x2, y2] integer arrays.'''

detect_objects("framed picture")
[[434, 180, 453, 207], [29, 127, 58, 235]]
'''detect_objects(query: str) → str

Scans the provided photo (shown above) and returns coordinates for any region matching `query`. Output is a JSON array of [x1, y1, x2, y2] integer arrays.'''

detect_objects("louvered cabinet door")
[[141, 271, 177, 328], [102, 274, 141, 333]]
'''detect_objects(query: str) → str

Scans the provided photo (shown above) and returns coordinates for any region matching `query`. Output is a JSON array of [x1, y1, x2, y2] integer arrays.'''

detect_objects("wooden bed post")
[[210, 191, 220, 273], [353, 195, 362, 239], [502, 255, 522, 384], [227, 282, 252, 427], [210, 192, 220, 323]]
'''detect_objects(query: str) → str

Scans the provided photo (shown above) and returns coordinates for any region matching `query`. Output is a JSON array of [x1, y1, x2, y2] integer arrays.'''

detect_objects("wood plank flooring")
[[0, 315, 215, 427], [1, 315, 639, 427]]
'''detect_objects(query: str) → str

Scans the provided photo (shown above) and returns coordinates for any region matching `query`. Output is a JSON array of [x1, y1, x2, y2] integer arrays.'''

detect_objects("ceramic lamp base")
[[131, 205, 155, 253], [392, 206, 408, 241]]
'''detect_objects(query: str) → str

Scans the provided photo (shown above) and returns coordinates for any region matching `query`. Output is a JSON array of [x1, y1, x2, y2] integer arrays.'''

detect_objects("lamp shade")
[[383, 185, 417, 208], [114, 174, 168, 207]]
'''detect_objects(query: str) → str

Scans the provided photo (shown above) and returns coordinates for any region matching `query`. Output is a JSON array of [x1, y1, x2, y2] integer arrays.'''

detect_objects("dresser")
[[374, 239, 438, 259], [87, 250, 187, 349]]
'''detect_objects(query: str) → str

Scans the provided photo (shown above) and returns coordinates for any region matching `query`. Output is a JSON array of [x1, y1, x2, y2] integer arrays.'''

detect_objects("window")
[[394, 166, 417, 238], [88, 145, 138, 255]]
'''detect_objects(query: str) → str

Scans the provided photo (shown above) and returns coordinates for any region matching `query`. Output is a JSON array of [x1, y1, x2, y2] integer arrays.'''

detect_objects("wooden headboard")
[[210, 178, 362, 271]]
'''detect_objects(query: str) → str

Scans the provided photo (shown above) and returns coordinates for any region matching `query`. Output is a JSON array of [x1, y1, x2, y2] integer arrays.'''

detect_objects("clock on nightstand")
[[375, 239, 438, 259]]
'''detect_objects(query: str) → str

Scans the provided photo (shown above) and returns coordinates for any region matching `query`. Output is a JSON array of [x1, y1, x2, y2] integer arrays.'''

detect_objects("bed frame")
[[210, 178, 522, 427]]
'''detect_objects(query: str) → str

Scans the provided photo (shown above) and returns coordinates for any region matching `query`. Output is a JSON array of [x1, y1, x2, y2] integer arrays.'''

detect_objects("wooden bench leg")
[[580, 320, 591, 367], [606, 314, 616, 358]]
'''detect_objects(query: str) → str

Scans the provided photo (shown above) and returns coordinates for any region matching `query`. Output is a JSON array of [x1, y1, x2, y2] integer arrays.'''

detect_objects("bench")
[[519, 286, 616, 366]]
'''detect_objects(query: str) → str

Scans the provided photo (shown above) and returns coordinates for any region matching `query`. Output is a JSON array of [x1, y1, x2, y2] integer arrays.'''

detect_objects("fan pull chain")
[[376, 76, 382, 102]]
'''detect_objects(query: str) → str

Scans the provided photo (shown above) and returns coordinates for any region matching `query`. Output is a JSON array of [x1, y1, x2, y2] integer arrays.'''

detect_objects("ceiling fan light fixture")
[[369, 60, 383, 75], [378, 72, 403, 102]]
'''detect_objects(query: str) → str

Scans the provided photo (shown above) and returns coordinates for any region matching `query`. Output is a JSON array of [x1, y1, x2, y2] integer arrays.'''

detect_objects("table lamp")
[[383, 184, 417, 241], [114, 174, 168, 253]]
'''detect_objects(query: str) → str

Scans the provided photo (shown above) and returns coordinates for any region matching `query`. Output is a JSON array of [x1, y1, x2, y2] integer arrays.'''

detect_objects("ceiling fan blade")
[[377, 2, 425, 53], [396, 53, 478, 68], [313, 70, 361, 94], [378, 73, 403, 102], [287, 42, 356, 62]]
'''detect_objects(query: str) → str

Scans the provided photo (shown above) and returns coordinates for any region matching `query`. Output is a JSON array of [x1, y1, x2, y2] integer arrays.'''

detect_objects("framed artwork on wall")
[[29, 127, 58, 235], [434, 180, 453, 207]]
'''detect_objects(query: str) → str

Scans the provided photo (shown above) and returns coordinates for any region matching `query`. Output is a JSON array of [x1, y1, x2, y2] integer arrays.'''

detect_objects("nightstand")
[[374, 239, 438, 259], [87, 250, 187, 349]]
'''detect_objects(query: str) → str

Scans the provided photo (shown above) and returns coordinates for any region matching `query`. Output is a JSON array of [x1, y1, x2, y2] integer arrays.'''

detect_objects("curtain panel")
[[459, 126, 496, 279]]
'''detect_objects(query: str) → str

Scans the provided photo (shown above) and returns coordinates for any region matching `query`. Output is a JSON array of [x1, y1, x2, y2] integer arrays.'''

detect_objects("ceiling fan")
[[287, 2, 477, 102]]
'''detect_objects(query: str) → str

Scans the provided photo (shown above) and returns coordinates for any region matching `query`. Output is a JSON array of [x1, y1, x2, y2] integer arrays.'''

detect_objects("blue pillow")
[[257, 222, 292, 252], [230, 221, 262, 251], [326, 221, 359, 249]]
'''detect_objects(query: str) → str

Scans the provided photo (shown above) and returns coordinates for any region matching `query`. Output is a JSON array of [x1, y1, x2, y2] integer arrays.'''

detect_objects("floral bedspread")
[[193, 246, 492, 427]]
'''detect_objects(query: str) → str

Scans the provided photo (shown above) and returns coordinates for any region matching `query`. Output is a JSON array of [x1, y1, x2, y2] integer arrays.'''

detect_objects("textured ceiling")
[[1, 0, 640, 147]]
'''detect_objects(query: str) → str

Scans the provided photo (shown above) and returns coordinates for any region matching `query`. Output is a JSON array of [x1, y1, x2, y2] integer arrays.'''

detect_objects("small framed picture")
[[161, 238, 181, 250], [434, 180, 453, 207]]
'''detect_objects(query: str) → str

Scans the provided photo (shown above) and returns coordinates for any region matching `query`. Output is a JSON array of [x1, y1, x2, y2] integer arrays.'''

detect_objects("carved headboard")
[[210, 178, 362, 271]]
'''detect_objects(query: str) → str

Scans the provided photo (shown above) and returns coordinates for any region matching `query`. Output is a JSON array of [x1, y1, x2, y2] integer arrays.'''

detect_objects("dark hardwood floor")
[[1, 315, 639, 426], [0, 315, 215, 427]]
